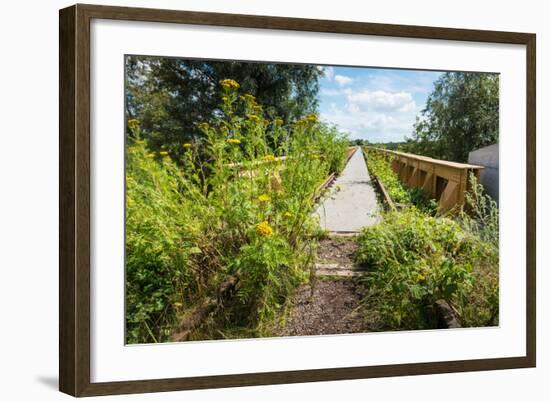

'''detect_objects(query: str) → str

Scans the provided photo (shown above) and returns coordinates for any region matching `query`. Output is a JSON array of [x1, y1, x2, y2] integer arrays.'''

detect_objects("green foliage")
[[126, 56, 324, 161], [355, 208, 498, 330], [364, 149, 409, 203], [364, 149, 438, 215], [369, 141, 406, 151], [125, 81, 348, 343], [125, 141, 199, 343], [460, 173, 499, 248], [404, 72, 499, 162]]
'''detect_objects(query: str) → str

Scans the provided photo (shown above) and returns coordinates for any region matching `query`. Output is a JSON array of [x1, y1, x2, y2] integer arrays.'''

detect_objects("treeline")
[[364, 72, 499, 163], [126, 56, 324, 163], [402, 72, 499, 163]]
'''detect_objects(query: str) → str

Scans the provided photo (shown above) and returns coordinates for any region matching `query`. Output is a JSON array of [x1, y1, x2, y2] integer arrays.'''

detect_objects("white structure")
[[468, 144, 499, 203]]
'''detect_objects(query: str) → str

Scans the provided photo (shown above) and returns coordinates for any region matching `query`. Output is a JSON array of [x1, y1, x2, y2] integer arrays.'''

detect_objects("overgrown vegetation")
[[364, 149, 438, 215], [126, 56, 325, 162], [356, 152, 499, 330], [125, 80, 348, 343]]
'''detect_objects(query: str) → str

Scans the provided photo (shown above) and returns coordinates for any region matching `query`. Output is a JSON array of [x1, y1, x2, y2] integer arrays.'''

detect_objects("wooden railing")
[[367, 147, 484, 213]]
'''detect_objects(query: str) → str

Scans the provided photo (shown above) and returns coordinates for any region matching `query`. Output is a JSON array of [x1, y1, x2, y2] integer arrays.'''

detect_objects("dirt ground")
[[279, 279, 369, 336], [278, 236, 372, 336], [316, 236, 358, 266]]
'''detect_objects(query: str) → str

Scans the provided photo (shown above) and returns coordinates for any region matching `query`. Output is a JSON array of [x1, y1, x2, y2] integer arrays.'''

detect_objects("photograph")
[[124, 55, 500, 344]]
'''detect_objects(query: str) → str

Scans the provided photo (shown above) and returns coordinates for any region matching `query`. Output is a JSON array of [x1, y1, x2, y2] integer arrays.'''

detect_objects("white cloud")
[[320, 88, 419, 142], [334, 74, 353, 86], [347, 90, 415, 112], [321, 66, 334, 81]]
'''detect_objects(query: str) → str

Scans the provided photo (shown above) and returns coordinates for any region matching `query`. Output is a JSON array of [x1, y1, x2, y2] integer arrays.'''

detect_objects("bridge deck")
[[314, 147, 379, 233]]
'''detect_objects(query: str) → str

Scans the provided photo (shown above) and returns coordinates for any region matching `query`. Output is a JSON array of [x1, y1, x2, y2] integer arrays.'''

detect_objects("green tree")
[[126, 56, 323, 159], [405, 72, 499, 162]]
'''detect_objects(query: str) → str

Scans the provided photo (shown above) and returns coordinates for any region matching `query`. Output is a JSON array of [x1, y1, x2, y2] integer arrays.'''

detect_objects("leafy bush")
[[125, 80, 348, 343], [355, 208, 498, 330], [126, 141, 200, 343]]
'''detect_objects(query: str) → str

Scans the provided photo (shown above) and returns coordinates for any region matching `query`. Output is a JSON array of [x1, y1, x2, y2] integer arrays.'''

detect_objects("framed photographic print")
[[59, 4, 536, 397]]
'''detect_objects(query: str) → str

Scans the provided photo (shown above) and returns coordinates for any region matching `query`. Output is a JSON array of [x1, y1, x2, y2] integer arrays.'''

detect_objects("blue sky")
[[318, 66, 443, 142]]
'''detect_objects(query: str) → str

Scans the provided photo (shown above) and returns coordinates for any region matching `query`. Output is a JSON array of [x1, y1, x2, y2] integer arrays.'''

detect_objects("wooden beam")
[[421, 172, 435, 195], [367, 147, 484, 211], [439, 181, 459, 213]]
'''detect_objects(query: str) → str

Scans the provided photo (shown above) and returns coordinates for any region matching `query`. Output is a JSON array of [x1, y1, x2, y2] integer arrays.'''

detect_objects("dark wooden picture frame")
[[59, 3, 536, 397]]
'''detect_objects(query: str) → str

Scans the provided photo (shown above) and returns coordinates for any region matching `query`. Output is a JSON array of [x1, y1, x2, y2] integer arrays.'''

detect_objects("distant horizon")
[[318, 66, 442, 143]]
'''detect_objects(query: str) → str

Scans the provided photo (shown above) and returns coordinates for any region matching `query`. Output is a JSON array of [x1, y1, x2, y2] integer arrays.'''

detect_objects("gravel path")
[[279, 152, 380, 336], [279, 237, 371, 336], [314, 148, 379, 233], [279, 280, 369, 336]]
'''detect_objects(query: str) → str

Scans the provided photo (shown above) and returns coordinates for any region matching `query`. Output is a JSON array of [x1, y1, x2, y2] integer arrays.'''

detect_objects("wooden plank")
[[367, 147, 485, 211], [439, 181, 459, 213], [369, 147, 484, 170], [374, 177, 396, 211], [421, 172, 435, 195]]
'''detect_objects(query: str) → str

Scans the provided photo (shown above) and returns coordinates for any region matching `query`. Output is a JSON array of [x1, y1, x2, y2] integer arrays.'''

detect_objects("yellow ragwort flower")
[[159, 151, 169, 156], [243, 93, 256, 102], [305, 113, 319, 123], [261, 154, 276, 162], [220, 79, 240, 89], [197, 122, 210, 131], [256, 221, 273, 237], [127, 119, 140, 131], [258, 194, 271, 202], [226, 138, 241, 144], [183, 143, 192, 149]]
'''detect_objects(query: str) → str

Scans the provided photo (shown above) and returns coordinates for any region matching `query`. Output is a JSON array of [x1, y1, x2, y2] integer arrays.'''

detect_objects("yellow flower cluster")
[[258, 194, 271, 202], [159, 151, 169, 156], [220, 79, 240, 89], [127, 119, 140, 131], [197, 122, 210, 131], [226, 138, 241, 144], [256, 221, 273, 237], [183, 143, 192, 149], [261, 154, 276, 162], [305, 113, 319, 123], [415, 273, 426, 283], [243, 94, 256, 102]]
